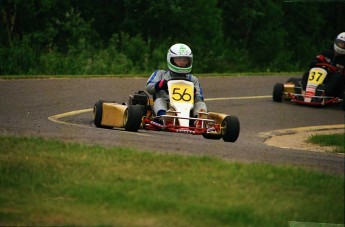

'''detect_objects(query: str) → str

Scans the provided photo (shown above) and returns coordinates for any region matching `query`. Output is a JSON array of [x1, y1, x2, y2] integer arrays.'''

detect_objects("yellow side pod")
[[208, 112, 227, 124], [284, 83, 295, 94], [101, 103, 127, 127]]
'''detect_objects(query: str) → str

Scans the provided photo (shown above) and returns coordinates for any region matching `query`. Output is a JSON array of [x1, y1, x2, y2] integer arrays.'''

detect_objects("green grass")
[[307, 133, 345, 153], [0, 136, 344, 226]]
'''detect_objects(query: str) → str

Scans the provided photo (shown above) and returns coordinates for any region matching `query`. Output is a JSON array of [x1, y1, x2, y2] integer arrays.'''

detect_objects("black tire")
[[202, 133, 222, 140], [273, 83, 284, 102], [342, 92, 345, 111], [93, 100, 105, 128], [93, 100, 114, 129], [221, 116, 240, 142], [93, 101, 103, 128], [124, 105, 143, 132]]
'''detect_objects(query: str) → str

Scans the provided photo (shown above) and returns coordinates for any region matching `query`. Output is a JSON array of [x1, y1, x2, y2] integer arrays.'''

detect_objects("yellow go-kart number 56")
[[170, 83, 194, 104]]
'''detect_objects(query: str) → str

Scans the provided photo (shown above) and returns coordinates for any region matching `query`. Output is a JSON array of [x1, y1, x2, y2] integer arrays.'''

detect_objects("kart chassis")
[[94, 80, 240, 142]]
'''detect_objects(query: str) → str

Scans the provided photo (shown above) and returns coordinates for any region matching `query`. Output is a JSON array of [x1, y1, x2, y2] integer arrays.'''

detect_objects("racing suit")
[[302, 50, 345, 97], [146, 70, 207, 116]]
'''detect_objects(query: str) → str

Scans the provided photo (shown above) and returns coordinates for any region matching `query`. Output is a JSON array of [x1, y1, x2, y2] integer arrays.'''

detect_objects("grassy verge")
[[307, 133, 345, 153], [0, 136, 343, 226]]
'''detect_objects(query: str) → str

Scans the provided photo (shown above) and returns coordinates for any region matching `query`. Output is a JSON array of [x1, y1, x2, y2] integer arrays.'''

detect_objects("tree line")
[[0, 0, 344, 75]]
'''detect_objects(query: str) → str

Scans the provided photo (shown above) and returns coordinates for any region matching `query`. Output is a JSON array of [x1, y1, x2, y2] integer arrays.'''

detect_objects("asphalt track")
[[0, 76, 344, 175]]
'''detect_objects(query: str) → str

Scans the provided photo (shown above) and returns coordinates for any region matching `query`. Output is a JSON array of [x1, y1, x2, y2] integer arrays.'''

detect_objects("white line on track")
[[205, 95, 271, 101]]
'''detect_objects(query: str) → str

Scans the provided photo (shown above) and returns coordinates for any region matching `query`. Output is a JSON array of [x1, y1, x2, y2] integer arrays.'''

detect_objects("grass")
[[0, 136, 344, 226], [307, 133, 345, 153]]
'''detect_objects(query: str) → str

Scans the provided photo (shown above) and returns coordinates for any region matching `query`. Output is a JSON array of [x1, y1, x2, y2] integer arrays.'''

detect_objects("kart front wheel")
[[124, 105, 143, 132], [273, 83, 284, 102], [202, 133, 222, 140], [221, 116, 240, 142]]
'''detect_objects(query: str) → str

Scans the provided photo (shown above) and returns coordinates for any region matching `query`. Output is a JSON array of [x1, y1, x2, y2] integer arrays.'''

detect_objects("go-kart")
[[93, 79, 240, 142], [272, 62, 345, 110]]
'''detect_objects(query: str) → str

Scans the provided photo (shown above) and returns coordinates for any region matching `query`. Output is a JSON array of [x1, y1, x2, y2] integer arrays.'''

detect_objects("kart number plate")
[[170, 83, 194, 104], [308, 68, 327, 85]]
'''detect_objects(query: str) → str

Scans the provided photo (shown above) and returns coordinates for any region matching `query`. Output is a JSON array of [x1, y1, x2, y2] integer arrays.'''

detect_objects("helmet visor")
[[335, 39, 345, 49], [172, 57, 192, 67]]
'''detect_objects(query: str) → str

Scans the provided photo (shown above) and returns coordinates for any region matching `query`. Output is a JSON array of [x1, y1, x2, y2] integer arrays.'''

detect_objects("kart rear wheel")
[[221, 116, 240, 142], [273, 83, 284, 102], [93, 100, 113, 129], [124, 105, 143, 132]]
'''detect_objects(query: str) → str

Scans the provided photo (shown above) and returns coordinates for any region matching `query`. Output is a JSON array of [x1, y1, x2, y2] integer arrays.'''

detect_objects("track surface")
[[0, 76, 344, 175]]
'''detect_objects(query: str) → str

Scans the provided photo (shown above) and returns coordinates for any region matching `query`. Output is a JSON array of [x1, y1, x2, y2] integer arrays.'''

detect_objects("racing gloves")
[[155, 79, 168, 92], [316, 55, 325, 62]]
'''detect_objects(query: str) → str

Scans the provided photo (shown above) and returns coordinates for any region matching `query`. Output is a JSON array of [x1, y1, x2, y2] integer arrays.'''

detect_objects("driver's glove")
[[155, 80, 168, 92], [316, 55, 325, 62]]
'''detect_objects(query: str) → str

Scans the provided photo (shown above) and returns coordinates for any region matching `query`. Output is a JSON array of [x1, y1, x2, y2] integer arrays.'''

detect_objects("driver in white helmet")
[[146, 43, 207, 117], [301, 32, 345, 97]]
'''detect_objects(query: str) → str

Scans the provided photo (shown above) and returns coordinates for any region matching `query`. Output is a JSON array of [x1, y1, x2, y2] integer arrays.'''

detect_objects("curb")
[[258, 124, 344, 153], [258, 124, 345, 139]]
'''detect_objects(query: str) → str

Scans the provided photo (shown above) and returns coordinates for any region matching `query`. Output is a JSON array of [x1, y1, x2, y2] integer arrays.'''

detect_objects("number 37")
[[309, 71, 324, 82]]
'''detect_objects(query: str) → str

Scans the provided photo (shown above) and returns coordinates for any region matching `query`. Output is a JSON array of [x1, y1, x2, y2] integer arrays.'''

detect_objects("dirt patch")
[[259, 125, 344, 153]]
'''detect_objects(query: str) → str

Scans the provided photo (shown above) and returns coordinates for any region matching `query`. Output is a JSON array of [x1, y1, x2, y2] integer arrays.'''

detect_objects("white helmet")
[[334, 32, 345, 55], [167, 43, 193, 74]]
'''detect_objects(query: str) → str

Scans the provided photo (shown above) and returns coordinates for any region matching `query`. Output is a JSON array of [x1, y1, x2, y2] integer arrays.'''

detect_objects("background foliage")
[[0, 0, 344, 75]]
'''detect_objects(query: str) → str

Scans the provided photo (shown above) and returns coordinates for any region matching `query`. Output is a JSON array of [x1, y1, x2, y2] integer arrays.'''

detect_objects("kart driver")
[[146, 43, 207, 117], [301, 32, 345, 97]]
